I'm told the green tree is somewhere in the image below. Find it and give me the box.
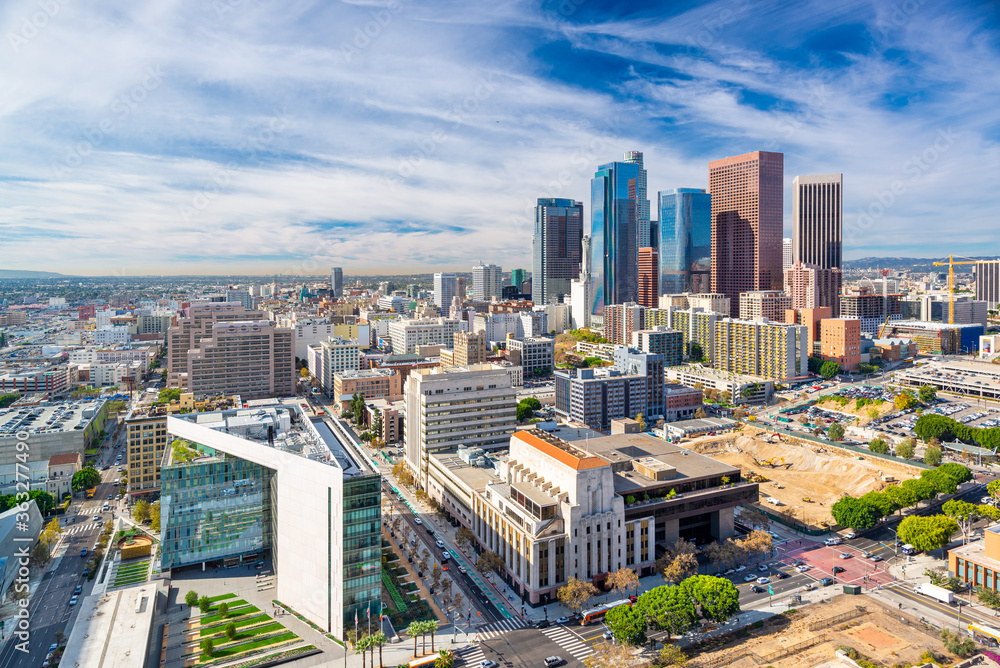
[923,445,943,466]
[830,496,881,530]
[516,403,534,422]
[938,462,973,484]
[901,476,938,502]
[883,485,919,514]
[977,586,1000,610]
[72,467,102,492]
[681,575,741,623]
[202,637,215,658]
[150,501,161,532]
[827,422,845,441]
[225,622,237,641]
[942,500,984,544]
[185,590,199,608]
[868,438,889,454]
[27,490,55,514]
[918,384,937,403]
[134,499,151,523]
[920,469,957,495]
[897,515,959,552]
[859,491,896,517]
[895,438,916,460]
[636,585,697,639]
[198,595,211,613]
[218,601,229,617]
[605,603,647,646]
[658,645,688,666]
[405,621,423,658]
[989,479,1000,502]
[818,360,840,379]
[370,631,387,668]
[434,649,454,668]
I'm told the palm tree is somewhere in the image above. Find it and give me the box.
[370,631,387,668]
[426,619,438,653]
[406,621,423,657]
[356,634,371,668]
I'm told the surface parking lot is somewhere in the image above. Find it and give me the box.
[875,397,999,436]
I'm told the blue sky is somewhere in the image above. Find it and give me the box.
[0,0,997,276]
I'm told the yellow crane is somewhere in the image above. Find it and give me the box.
[878,314,892,338]
[932,255,979,324]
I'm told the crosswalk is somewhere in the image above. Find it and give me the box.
[62,522,102,535]
[540,625,594,661]
[474,617,529,639]
[454,644,486,667]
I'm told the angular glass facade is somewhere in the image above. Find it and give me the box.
[161,450,272,568]
[532,198,583,306]
[658,188,712,295]
[591,161,640,316]
[341,475,382,628]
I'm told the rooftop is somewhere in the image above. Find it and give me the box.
[0,398,105,437]
[513,430,608,471]
[60,584,158,668]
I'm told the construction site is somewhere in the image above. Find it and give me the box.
[685,427,918,527]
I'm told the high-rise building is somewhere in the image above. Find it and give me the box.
[784,261,842,314]
[166,302,268,387]
[434,273,458,310]
[571,236,593,329]
[453,330,487,367]
[612,347,664,418]
[976,260,1000,309]
[820,318,861,371]
[783,238,793,271]
[840,288,903,333]
[507,337,555,375]
[183,321,295,399]
[387,317,467,355]
[784,307,832,353]
[553,367,647,431]
[330,267,343,298]
[511,268,527,292]
[658,188,712,294]
[714,318,808,381]
[590,155,644,316]
[739,291,792,321]
[472,263,503,302]
[637,247,659,308]
[709,151,784,306]
[404,365,517,487]
[623,150,651,249]
[605,302,646,345]
[533,199,584,305]
[792,174,843,269]
[126,411,168,497]
[632,328,684,367]
[307,336,363,393]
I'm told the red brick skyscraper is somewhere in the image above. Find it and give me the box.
[637,247,658,308]
[709,151,784,307]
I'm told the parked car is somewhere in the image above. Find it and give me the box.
[435,540,445,549]
[820,578,835,586]
[839,553,852,560]
[73,585,82,595]
[756,577,771,584]
[743,574,757,582]
[555,617,571,624]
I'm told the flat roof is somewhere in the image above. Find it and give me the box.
[431,451,498,491]
[60,583,157,668]
[0,399,104,437]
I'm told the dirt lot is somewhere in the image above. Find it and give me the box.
[684,430,913,526]
[814,396,898,426]
[690,595,966,668]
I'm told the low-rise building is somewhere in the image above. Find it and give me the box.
[507,337,555,375]
[333,369,403,416]
[664,365,774,405]
[47,452,82,498]
[820,317,861,371]
[663,383,704,422]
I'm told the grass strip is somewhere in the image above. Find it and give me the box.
[200,606,260,625]
[200,614,272,637]
[207,593,237,603]
[202,631,298,660]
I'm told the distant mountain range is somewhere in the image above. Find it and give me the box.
[843,256,1000,273]
[0,270,70,278]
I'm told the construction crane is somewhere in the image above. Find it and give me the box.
[878,314,892,338]
[932,255,979,324]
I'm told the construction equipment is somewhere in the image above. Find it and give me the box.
[878,314,892,339]
[802,497,813,503]
[769,457,785,468]
[932,254,979,324]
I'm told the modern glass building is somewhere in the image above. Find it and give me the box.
[590,157,642,317]
[658,188,712,295]
[532,198,583,306]
[163,403,381,638]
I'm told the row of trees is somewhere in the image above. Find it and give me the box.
[915,413,1000,449]
[652,531,772,578]
[0,489,56,514]
[831,463,973,531]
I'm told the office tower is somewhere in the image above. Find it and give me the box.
[185,321,295,399]
[623,151,651,248]
[330,267,343,298]
[434,272,458,310]
[714,318,807,381]
[554,367,647,431]
[307,336,363,392]
[511,268,527,292]
[709,151,784,306]
[637,247,659,308]
[163,404,380,637]
[453,330,487,366]
[387,317,466,355]
[533,198,584,305]
[976,260,1000,309]
[658,188,712,294]
[507,337,555,375]
[126,411,168,496]
[784,261,842,314]
[605,302,646,345]
[571,236,593,329]
[739,291,792,320]
[590,156,642,316]
[472,263,503,302]
[404,365,516,486]
[457,276,467,301]
[166,302,268,386]
[613,347,664,418]
[792,174,843,269]
[783,238,793,271]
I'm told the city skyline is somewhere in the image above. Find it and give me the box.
[2,0,998,276]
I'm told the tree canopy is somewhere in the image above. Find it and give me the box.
[918,385,937,402]
[72,467,102,492]
[605,603,647,646]
[915,414,1000,449]
[636,584,698,639]
[897,515,959,552]
[831,495,882,530]
[680,575,741,623]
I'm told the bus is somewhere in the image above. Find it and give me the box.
[85,487,97,499]
[409,650,452,668]
[969,623,1000,647]
[579,599,632,626]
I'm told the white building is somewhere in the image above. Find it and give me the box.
[378,295,407,313]
[90,360,143,387]
[306,336,362,392]
[279,318,341,360]
[92,326,131,346]
[507,338,555,375]
[433,273,458,310]
[472,263,503,302]
[534,303,570,333]
[388,318,468,355]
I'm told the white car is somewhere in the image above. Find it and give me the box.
[756,577,771,584]
[743,574,757,582]
[839,553,852,559]
[824,538,841,546]
[845,532,856,539]
[757,564,768,572]
[414,518,422,525]
[796,564,810,572]
[735,565,746,572]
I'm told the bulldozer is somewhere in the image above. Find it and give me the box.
[802,497,813,503]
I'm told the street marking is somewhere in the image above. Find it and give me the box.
[475,617,529,639]
[455,644,486,666]
[540,625,594,660]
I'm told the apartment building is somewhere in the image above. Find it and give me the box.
[167,302,267,386]
[820,318,862,371]
[612,347,664,418]
[404,365,517,488]
[184,321,295,399]
[307,336,362,393]
[388,318,467,355]
[739,291,792,320]
[332,369,403,415]
[784,262,842,315]
[605,302,646,346]
[658,293,730,316]
[507,337,555,375]
[784,307,833,352]
[631,328,683,367]
[664,308,722,363]
[664,366,774,405]
[714,318,808,381]
[663,384,704,421]
[126,410,169,496]
[553,367,647,432]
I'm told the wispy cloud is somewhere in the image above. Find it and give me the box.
[0,0,997,275]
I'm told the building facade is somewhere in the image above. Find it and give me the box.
[388,318,467,355]
[637,247,659,308]
[792,174,843,270]
[820,318,862,371]
[331,267,344,298]
[183,321,295,399]
[590,156,643,317]
[507,337,555,375]
[533,198,584,306]
[714,318,808,381]
[784,262,842,315]
[739,291,792,321]
[472,263,503,302]
[433,273,458,310]
[975,260,1000,309]
[658,188,711,295]
[554,368,647,431]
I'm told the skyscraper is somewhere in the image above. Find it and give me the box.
[571,235,593,329]
[511,268,527,292]
[330,267,343,298]
[472,263,503,302]
[783,238,793,271]
[975,260,1000,309]
[792,174,843,269]
[532,198,584,305]
[433,273,457,310]
[638,247,658,308]
[709,151,784,306]
[590,156,642,316]
[658,188,711,294]
[623,150,651,249]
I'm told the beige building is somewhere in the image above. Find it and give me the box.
[166,302,267,386]
[332,369,403,415]
[47,452,82,498]
[453,330,487,367]
[738,290,792,320]
[184,321,295,399]
[126,411,169,496]
[784,261,842,315]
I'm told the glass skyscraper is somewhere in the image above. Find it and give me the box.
[590,158,641,317]
[533,198,583,306]
[658,188,712,295]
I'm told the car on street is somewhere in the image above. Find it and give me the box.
[414,518,422,525]
[870,555,883,562]
[833,566,845,573]
[80,548,87,557]
[845,532,857,539]
[441,551,451,561]
[756,577,771,584]
[750,585,766,593]
[777,572,791,579]
[861,551,873,558]
[824,538,841,546]
[555,617,571,624]
[743,574,757,582]
[435,540,445,549]
[768,531,779,538]
[544,657,565,667]
[536,620,550,629]
[820,578,835,586]
[735,565,746,572]
[73,585,82,595]
[92,515,100,521]
[48,644,57,653]
[839,553,852,559]
[757,564,768,572]
[481,661,499,668]
[107,494,113,500]
[69,595,78,605]
[602,630,613,639]
[458,566,467,574]
[796,565,810,572]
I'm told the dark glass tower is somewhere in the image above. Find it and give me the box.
[533,198,584,305]
[658,188,712,294]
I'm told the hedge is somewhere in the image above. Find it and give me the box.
[915,414,1000,449]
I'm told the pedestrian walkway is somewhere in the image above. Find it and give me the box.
[63,521,103,535]
[475,617,529,639]
[539,625,594,661]
[454,644,486,666]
